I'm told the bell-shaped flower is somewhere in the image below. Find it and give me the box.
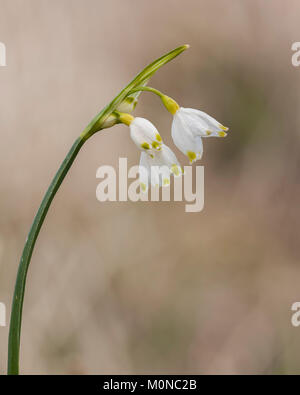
[171,107,228,163]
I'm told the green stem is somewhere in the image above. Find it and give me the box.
[7,44,188,375]
[129,86,180,115]
[129,86,165,98]
[7,136,85,374]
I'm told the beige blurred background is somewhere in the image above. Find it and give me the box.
[1,0,300,374]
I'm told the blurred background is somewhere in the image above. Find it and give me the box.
[0,0,300,374]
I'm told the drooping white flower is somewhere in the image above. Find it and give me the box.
[139,143,183,192]
[129,117,163,153]
[171,107,228,163]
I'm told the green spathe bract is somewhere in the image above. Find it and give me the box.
[7,44,189,375]
[81,44,189,140]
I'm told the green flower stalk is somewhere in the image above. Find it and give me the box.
[7,44,189,375]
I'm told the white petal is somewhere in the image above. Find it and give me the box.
[147,163,170,187]
[190,109,228,132]
[139,152,150,192]
[172,115,203,163]
[155,144,183,177]
[139,144,182,188]
[176,108,208,136]
[150,165,161,187]
[139,152,160,188]
[194,136,203,158]
[159,165,171,187]
[179,107,228,137]
[130,117,162,153]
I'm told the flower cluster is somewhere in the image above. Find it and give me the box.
[115,90,228,191]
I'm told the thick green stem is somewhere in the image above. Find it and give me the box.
[7,136,86,374]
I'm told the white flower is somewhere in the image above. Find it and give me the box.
[124,115,182,192]
[171,107,228,163]
[129,117,163,153]
[139,144,183,192]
